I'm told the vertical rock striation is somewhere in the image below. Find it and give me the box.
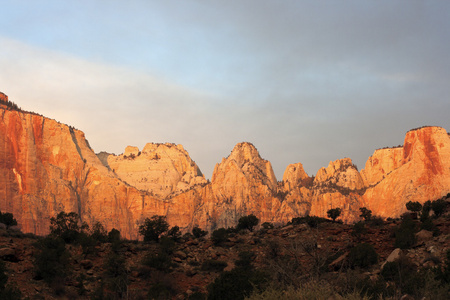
[1,94,450,236]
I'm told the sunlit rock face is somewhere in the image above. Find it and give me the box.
[362,126,450,218]
[2,94,450,237]
[210,142,282,228]
[103,143,207,199]
[0,102,204,238]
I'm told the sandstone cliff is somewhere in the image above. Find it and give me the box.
[361,126,450,218]
[101,143,207,199]
[0,99,205,238]
[1,93,450,236]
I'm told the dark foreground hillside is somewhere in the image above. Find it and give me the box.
[0,198,449,300]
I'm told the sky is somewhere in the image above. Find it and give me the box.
[1,1,449,180]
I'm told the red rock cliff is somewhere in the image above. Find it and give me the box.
[2,96,450,235]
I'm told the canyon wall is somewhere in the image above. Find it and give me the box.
[1,95,450,237]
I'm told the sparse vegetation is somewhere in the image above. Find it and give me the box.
[359,207,372,221]
[192,226,208,238]
[327,208,341,222]
[0,211,18,228]
[237,214,259,232]
[348,243,378,269]
[394,213,417,249]
[139,215,170,242]
[211,228,229,246]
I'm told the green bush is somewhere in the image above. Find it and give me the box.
[380,255,429,297]
[351,221,367,241]
[167,225,181,241]
[348,243,378,269]
[90,221,107,243]
[236,214,259,232]
[431,199,447,217]
[159,236,176,255]
[327,208,341,222]
[192,226,208,238]
[138,215,169,242]
[359,207,372,221]
[0,211,17,227]
[107,228,121,244]
[394,214,417,249]
[207,267,267,300]
[50,211,84,244]
[147,279,176,300]
[104,249,128,298]
[33,236,70,289]
[406,201,422,215]
[143,252,174,272]
[207,251,267,300]
[211,228,229,246]
[291,216,329,228]
[201,260,228,272]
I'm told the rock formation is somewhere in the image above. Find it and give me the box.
[103,143,207,199]
[1,93,450,237]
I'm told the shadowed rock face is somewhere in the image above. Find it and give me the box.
[1,97,450,237]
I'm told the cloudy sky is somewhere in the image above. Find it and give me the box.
[1,1,449,179]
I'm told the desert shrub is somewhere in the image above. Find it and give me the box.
[348,243,378,269]
[0,211,17,227]
[291,216,329,228]
[422,200,432,216]
[368,215,384,226]
[359,207,372,221]
[211,228,229,246]
[201,260,228,272]
[351,221,367,241]
[167,225,182,242]
[50,211,85,244]
[139,215,169,242]
[380,255,430,297]
[207,266,267,300]
[235,251,256,270]
[104,248,128,298]
[406,201,422,215]
[431,199,447,217]
[147,274,177,300]
[236,214,259,232]
[33,236,70,293]
[192,226,208,238]
[107,228,121,244]
[143,251,174,273]
[207,250,267,300]
[78,231,97,256]
[327,208,341,222]
[394,214,417,249]
[420,218,440,236]
[90,221,107,243]
[159,236,176,255]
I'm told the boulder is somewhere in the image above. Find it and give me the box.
[381,248,402,269]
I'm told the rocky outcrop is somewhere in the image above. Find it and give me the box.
[0,92,8,102]
[361,126,450,218]
[210,142,282,228]
[1,93,450,236]
[103,143,207,199]
[0,101,204,238]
